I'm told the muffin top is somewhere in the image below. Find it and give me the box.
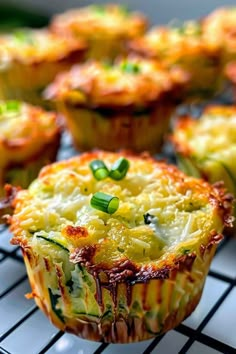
[45,57,189,108]
[0,100,60,167]
[11,151,232,282]
[50,4,147,39]
[0,28,87,65]
[171,105,236,159]
[128,21,219,63]
[202,7,236,51]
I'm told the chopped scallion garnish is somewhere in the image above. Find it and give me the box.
[90,192,119,214]
[0,100,21,116]
[120,61,140,74]
[109,157,130,180]
[89,160,109,180]
[13,30,35,45]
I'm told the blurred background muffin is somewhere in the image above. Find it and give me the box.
[171,105,236,231]
[202,7,236,66]
[0,100,61,196]
[0,28,87,107]
[45,56,189,153]
[128,20,223,101]
[50,3,148,60]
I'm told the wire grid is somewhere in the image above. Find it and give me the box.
[0,109,236,354]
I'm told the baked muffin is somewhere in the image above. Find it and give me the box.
[128,21,222,100]
[45,56,189,153]
[0,28,87,107]
[171,105,236,229]
[50,4,147,60]
[202,7,236,65]
[10,151,233,343]
[0,100,60,196]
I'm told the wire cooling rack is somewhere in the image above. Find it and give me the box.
[0,113,236,354]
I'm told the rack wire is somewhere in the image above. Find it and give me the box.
[0,117,236,354]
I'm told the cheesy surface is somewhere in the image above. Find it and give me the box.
[11,151,229,270]
[0,101,60,168]
[50,4,147,39]
[129,21,219,63]
[45,57,188,107]
[172,106,236,159]
[202,7,236,51]
[0,29,86,65]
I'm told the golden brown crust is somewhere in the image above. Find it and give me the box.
[0,29,87,65]
[128,25,221,62]
[50,4,148,40]
[45,57,189,108]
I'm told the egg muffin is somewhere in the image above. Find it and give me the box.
[45,57,189,153]
[128,21,222,100]
[50,4,147,60]
[0,28,87,107]
[171,105,236,230]
[202,7,236,65]
[0,100,60,197]
[10,151,233,343]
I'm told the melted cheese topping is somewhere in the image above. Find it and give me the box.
[0,101,59,168]
[202,7,236,50]
[173,106,236,159]
[50,4,147,39]
[129,21,219,63]
[45,57,188,107]
[11,151,225,267]
[0,29,86,64]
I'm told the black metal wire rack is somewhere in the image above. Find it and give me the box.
[0,123,236,354]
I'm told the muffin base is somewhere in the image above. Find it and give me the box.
[58,103,175,153]
[21,240,216,343]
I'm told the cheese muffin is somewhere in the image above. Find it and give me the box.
[171,105,236,229]
[10,151,233,343]
[128,21,222,100]
[45,56,189,153]
[0,100,60,197]
[202,7,236,65]
[50,4,147,60]
[0,28,87,107]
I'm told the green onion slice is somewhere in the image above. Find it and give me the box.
[109,157,130,180]
[89,159,109,180]
[0,100,21,116]
[120,61,140,74]
[90,192,119,214]
[13,29,35,45]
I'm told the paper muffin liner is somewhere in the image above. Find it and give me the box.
[21,236,217,343]
[57,102,175,153]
